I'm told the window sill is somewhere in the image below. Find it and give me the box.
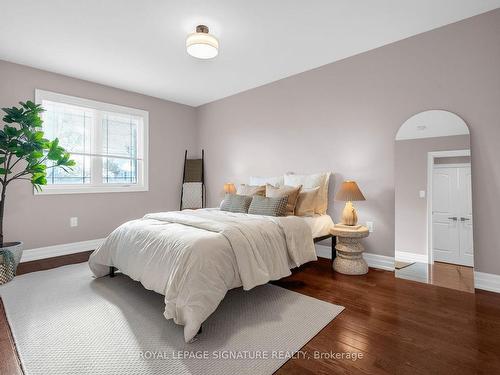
[34,185,149,195]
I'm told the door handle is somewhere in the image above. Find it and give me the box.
[460,217,471,221]
[448,217,458,221]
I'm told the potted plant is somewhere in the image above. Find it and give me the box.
[0,101,74,284]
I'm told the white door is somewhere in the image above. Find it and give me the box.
[432,165,473,266]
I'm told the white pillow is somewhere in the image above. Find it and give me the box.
[249,175,284,187]
[284,172,330,214]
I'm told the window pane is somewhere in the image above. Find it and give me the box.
[102,157,138,184]
[46,155,91,184]
[35,90,147,192]
[101,113,138,158]
[42,101,92,154]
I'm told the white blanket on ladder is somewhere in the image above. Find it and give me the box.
[182,182,203,209]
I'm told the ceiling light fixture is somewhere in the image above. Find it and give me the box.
[186,25,219,59]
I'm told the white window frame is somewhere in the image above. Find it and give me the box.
[34,89,149,195]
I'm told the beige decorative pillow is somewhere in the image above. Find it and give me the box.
[295,187,320,216]
[284,172,330,214]
[236,184,266,197]
[265,184,302,215]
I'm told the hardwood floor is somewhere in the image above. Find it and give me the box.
[0,299,21,375]
[16,251,93,276]
[2,254,500,374]
[274,260,500,374]
[431,262,474,292]
[396,261,475,293]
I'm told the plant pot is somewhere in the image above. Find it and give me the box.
[0,241,23,285]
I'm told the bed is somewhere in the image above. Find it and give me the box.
[89,208,335,342]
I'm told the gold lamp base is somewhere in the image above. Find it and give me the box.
[341,201,358,226]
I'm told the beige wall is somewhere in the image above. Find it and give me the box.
[2,9,500,276]
[395,135,470,256]
[0,60,197,249]
[197,9,500,275]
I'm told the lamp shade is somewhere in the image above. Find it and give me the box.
[186,25,219,59]
[223,183,236,194]
[335,180,366,202]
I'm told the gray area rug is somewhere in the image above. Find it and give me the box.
[0,263,343,375]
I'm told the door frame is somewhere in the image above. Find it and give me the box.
[426,149,471,264]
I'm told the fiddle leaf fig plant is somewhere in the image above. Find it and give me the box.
[0,101,75,246]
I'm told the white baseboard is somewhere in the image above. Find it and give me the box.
[315,244,395,271]
[363,253,395,271]
[474,271,500,293]
[395,251,428,264]
[21,238,104,263]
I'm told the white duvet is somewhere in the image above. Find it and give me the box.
[88,208,317,342]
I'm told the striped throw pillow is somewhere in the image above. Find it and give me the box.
[220,194,253,213]
[248,195,288,216]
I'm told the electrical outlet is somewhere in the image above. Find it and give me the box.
[70,217,78,227]
[419,190,426,198]
[366,221,374,232]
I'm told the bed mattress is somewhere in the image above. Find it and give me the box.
[302,214,335,238]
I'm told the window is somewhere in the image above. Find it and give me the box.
[35,89,148,194]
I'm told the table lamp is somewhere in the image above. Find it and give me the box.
[334,180,366,226]
[223,183,236,194]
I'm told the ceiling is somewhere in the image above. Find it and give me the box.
[396,110,470,140]
[1,1,499,107]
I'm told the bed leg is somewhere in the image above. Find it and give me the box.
[109,266,115,278]
[331,236,337,261]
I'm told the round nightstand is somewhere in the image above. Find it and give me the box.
[331,224,369,275]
